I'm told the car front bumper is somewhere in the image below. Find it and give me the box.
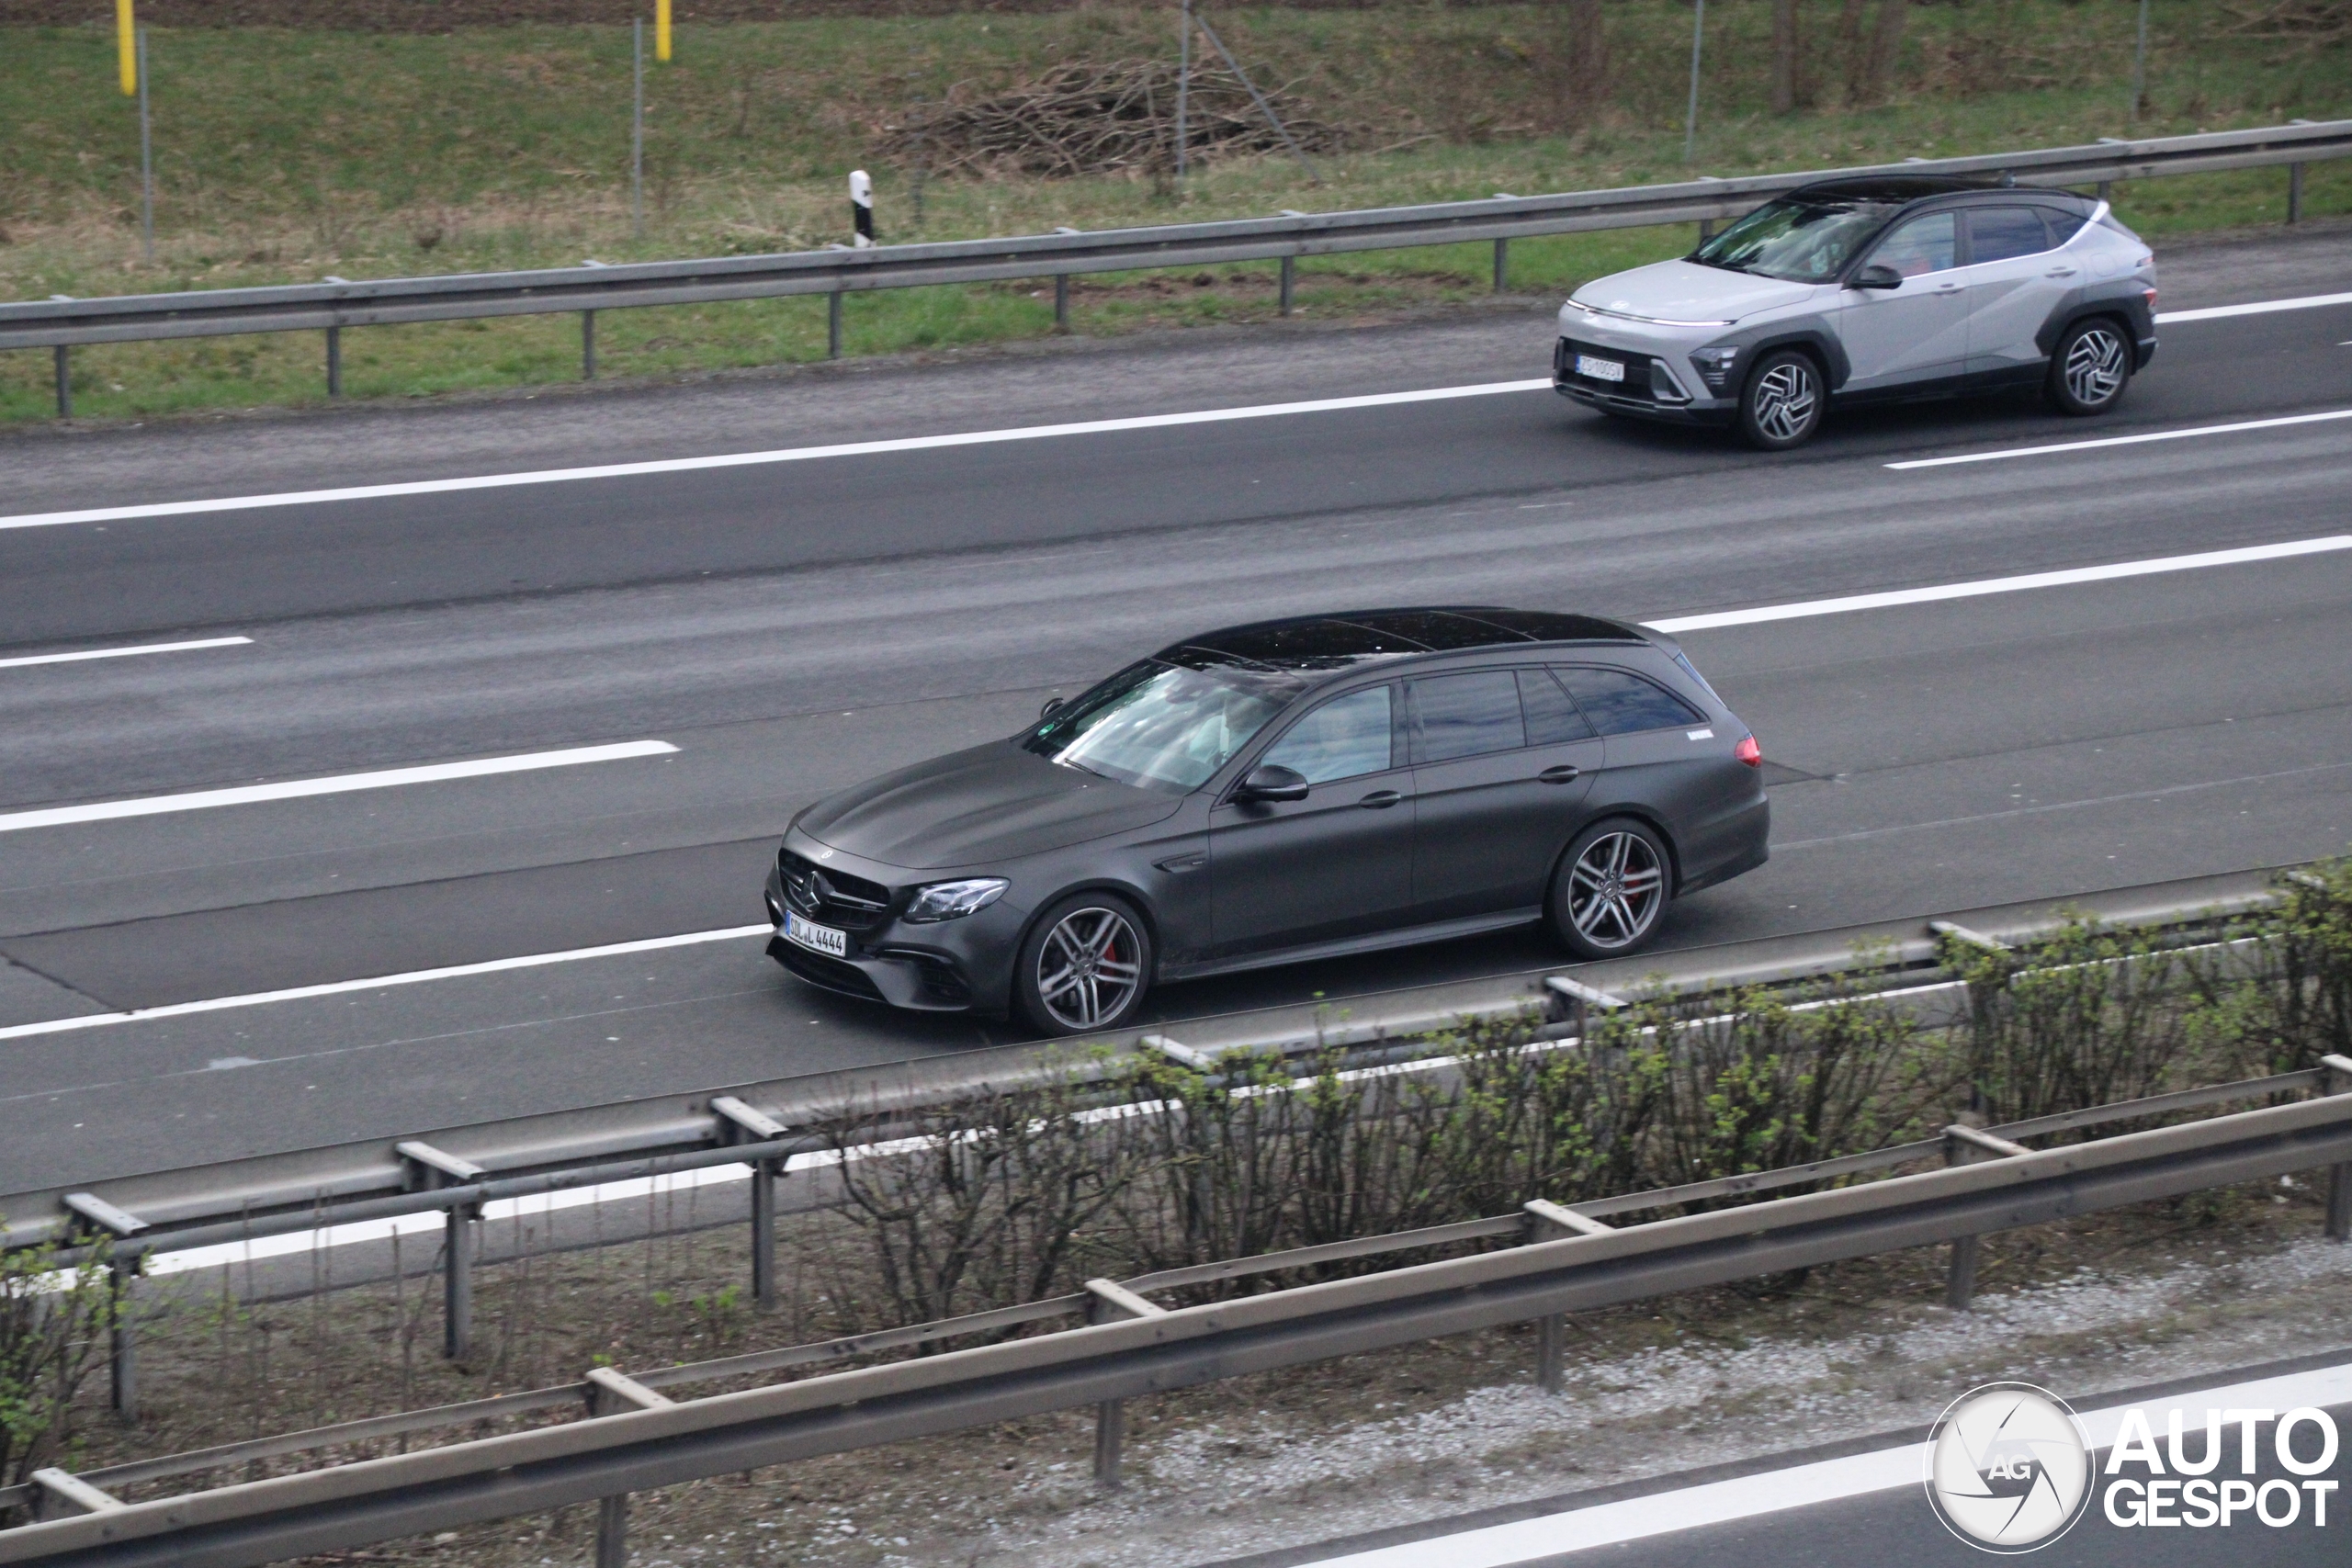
[763,840,1027,1017]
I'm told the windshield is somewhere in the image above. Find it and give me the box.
[1021,660,1303,795]
[1691,197,1900,283]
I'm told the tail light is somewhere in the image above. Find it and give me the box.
[1735,735,1762,768]
[2143,287,2158,309]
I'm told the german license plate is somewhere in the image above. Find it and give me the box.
[1575,354,1625,383]
[785,911,848,958]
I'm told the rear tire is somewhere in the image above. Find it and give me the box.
[1013,892,1154,1037]
[1546,818,1673,961]
[1736,348,1826,450]
[2045,316,2132,415]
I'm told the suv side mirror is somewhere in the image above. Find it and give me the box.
[1853,263,1905,291]
[1040,696,1065,719]
[1233,763,1310,803]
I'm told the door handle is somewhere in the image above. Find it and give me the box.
[1932,283,1962,295]
[2045,265,2077,277]
[1357,789,1403,809]
[1537,765,1582,784]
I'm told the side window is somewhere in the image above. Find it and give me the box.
[1968,207,2052,265]
[1555,667,1703,736]
[1870,211,1958,277]
[1260,685,1394,784]
[1519,668,1597,746]
[2043,209,2088,246]
[1411,671,1527,762]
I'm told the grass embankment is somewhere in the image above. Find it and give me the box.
[2,1,2346,423]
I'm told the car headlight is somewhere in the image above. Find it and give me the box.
[902,878,1010,923]
[1690,344,1741,392]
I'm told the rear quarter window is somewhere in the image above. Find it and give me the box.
[1556,667,1705,736]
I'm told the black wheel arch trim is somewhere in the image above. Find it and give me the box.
[1700,323,1850,392]
[2035,286,2154,362]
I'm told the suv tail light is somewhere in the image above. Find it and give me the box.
[1735,735,1761,768]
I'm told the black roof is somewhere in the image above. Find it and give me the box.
[1785,175,2092,209]
[1159,606,1644,673]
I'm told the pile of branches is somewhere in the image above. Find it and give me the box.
[878,58,1340,178]
[2222,1,2352,44]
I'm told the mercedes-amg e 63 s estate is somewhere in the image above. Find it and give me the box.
[765,608,1770,1035]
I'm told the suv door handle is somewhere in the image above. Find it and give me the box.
[1537,765,1582,784]
[2045,265,2077,277]
[1358,789,1403,809]
[1932,282,1962,294]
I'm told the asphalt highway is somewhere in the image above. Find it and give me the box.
[2,224,2349,1192]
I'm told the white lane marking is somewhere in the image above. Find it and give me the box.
[0,924,771,1043]
[1298,1361,2352,1566]
[1884,407,2352,469]
[0,380,1556,533]
[2158,288,2352,323]
[1644,534,2352,634]
[0,636,253,671]
[0,739,678,834]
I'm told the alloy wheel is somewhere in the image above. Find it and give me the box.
[1748,360,1819,445]
[1034,906,1144,1030]
[2063,327,2127,406]
[1566,831,1666,950]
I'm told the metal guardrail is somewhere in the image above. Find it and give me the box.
[7,119,2346,413]
[0,864,2290,1260]
[6,1065,2350,1564]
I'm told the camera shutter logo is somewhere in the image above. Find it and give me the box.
[1925,1382,2095,1552]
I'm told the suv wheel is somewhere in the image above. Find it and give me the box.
[1736,349,1825,450]
[1547,819,1672,961]
[1014,892,1154,1036]
[2046,317,2132,415]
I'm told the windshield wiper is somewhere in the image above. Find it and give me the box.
[1056,757,1111,780]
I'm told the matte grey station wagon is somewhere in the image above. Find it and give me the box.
[765,608,1769,1036]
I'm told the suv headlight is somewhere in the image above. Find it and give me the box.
[1690,344,1741,392]
[903,878,1010,923]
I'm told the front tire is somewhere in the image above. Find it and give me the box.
[1013,892,1154,1037]
[2045,317,2131,415]
[1736,348,1826,450]
[1547,819,1672,961]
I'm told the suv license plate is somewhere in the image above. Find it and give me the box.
[1575,354,1626,383]
[785,911,849,959]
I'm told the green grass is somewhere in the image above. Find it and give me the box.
[3,1,2346,423]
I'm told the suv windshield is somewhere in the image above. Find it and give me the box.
[1691,197,1902,283]
[1021,660,1303,795]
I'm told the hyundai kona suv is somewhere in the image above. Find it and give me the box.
[765,608,1769,1036]
[1555,176,2158,449]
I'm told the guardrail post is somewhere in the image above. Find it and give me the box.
[63,1193,151,1421]
[2324,1055,2352,1241]
[584,1367,673,1566]
[444,1202,477,1359]
[326,326,342,398]
[53,344,71,419]
[1054,273,1069,332]
[1940,1125,2031,1309]
[2289,162,2304,224]
[596,1494,630,1567]
[1492,237,1508,292]
[829,291,843,358]
[1083,1279,1167,1488]
[1522,1199,1610,1395]
[1279,255,1294,317]
[582,310,597,380]
[713,1097,789,1309]
[398,1141,488,1359]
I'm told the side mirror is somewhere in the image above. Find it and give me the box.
[1233,763,1310,804]
[1040,696,1065,719]
[1853,263,1905,291]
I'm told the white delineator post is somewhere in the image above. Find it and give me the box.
[850,169,875,247]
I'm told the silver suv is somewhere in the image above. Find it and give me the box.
[1554,177,2157,449]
